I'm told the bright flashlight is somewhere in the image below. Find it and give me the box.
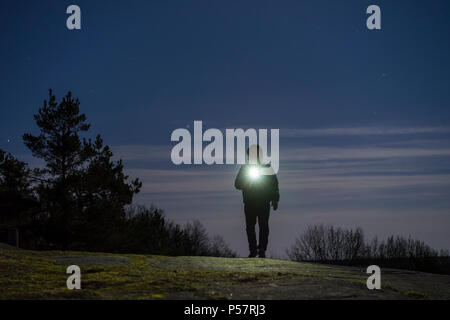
[248,166,261,180]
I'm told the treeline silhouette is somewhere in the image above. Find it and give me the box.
[0,90,235,257]
[121,206,236,257]
[287,224,450,275]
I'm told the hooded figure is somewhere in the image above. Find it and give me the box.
[234,145,279,258]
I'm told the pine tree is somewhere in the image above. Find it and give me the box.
[0,149,36,228]
[23,90,141,249]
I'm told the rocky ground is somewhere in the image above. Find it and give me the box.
[1,244,449,299]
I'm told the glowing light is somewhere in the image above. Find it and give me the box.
[248,167,260,180]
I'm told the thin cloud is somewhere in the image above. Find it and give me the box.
[282,126,450,137]
[281,146,450,162]
[112,145,170,161]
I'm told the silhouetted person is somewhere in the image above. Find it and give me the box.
[235,145,279,258]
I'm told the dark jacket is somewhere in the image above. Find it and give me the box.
[234,164,280,205]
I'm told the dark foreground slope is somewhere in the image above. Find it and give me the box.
[1,244,449,299]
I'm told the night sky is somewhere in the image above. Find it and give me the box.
[1,0,449,256]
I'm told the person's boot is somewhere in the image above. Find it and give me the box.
[258,250,266,258]
[248,251,257,258]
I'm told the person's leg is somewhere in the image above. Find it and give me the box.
[244,204,258,257]
[257,203,270,257]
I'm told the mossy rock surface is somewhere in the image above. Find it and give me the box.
[51,255,130,267]
[1,244,449,300]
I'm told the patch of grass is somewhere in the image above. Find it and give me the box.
[405,290,429,299]
[0,248,97,299]
[0,248,296,299]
